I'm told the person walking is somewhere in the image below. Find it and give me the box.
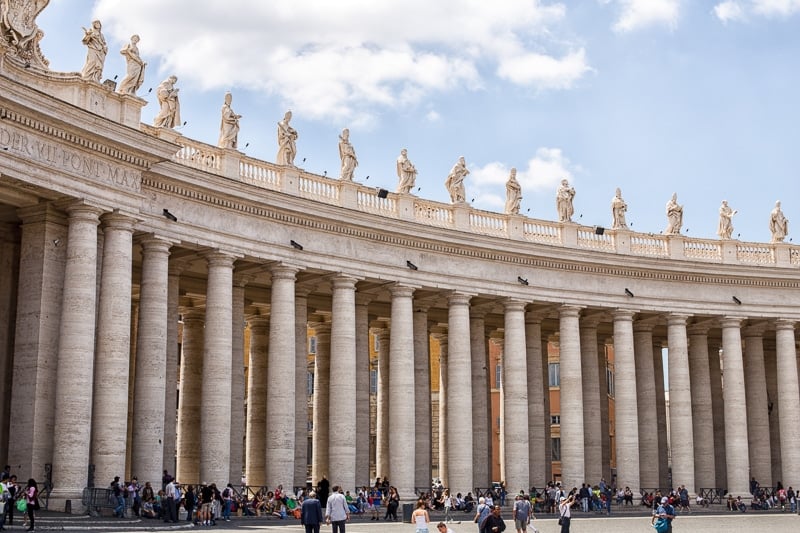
[482,505,506,533]
[325,485,350,533]
[412,499,431,533]
[301,490,324,533]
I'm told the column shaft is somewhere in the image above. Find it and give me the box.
[708,339,727,490]
[389,285,416,499]
[525,313,546,486]
[652,340,669,488]
[355,295,372,487]
[721,318,750,497]
[580,318,603,484]
[688,327,716,489]
[245,316,269,487]
[176,309,204,484]
[163,260,183,476]
[311,323,331,483]
[293,291,310,487]
[446,293,473,494]
[470,312,489,488]
[558,306,584,488]
[414,306,432,490]
[775,321,800,489]
[633,323,659,489]
[374,327,390,479]
[613,310,640,494]
[667,315,695,494]
[501,300,528,492]
[229,277,248,485]
[743,326,771,486]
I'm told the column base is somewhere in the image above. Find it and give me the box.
[47,488,87,514]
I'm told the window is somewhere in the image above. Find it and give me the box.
[548,362,560,387]
[373,334,380,352]
[370,369,378,394]
[307,371,314,396]
[495,364,502,389]
[607,365,615,397]
[550,415,560,425]
[308,336,317,354]
[551,438,561,461]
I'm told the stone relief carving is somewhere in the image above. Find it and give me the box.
[80,19,107,82]
[505,167,522,215]
[664,193,683,235]
[717,200,737,239]
[276,110,298,166]
[153,75,181,129]
[556,178,575,223]
[0,0,50,68]
[769,200,788,243]
[445,156,468,204]
[338,128,357,181]
[396,148,417,194]
[611,187,627,229]
[117,34,145,95]
[217,92,241,149]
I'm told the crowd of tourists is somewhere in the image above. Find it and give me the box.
[0,465,41,531]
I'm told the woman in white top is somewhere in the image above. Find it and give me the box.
[412,499,431,533]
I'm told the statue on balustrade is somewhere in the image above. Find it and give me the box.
[117,34,146,95]
[80,19,107,82]
[556,178,575,223]
[717,200,737,239]
[217,92,242,149]
[338,128,358,181]
[664,193,683,235]
[445,156,469,204]
[611,187,628,229]
[769,200,789,243]
[0,0,50,68]
[396,148,417,194]
[153,75,181,128]
[276,110,298,166]
[505,168,522,215]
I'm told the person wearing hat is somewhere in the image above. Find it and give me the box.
[558,493,575,533]
[653,496,675,533]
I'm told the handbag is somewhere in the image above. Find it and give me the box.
[653,517,669,533]
[16,498,27,512]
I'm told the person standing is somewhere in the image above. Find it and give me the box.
[325,485,350,533]
[317,476,330,509]
[164,478,179,523]
[558,494,575,533]
[111,476,125,518]
[23,478,38,532]
[412,499,431,533]
[482,505,506,533]
[301,491,324,533]
[512,493,532,533]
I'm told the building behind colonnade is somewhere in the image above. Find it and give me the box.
[1,7,800,512]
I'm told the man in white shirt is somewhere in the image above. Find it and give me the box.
[325,485,350,533]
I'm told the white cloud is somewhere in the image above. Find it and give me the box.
[751,0,800,16]
[608,0,682,32]
[468,148,579,210]
[93,0,589,123]
[714,1,746,22]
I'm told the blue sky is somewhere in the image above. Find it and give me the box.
[34,0,800,243]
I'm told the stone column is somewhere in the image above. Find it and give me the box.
[311,321,331,483]
[708,338,727,490]
[501,299,528,492]
[329,275,358,490]
[50,204,102,504]
[633,321,659,489]
[294,290,310,487]
[580,316,603,484]
[230,274,250,485]
[8,205,66,480]
[687,324,716,490]
[720,317,750,497]
[90,213,136,484]
[775,320,800,489]
[613,309,640,494]
[245,314,269,487]
[355,294,372,487]
[447,292,473,494]
[667,314,695,494]
[652,339,669,488]
[763,340,782,484]
[542,333,553,483]
[131,235,172,485]
[176,308,204,484]
[163,259,186,476]
[200,251,235,485]
[470,311,490,489]
[742,324,771,487]
[433,331,448,485]
[0,223,16,466]
[388,284,416,499]
[374,326,390,480]
[598,338,611,483]
[414,305,432,491]
[266,265,299,489]
[559,305,584,489]
[525,312,547,487]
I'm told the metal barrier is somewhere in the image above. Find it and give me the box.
[82,487,118,517]
[698,488,725,504]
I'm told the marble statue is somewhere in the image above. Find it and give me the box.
[153,75,181,128]
[0,0,50,68]
[611,187,628,229]
[80,19,107,82]
[276,111,298,166]
[556,178,576,223]
[117,35,145,95]
[217,92,242,149]
[664,193,683,235]
[769,200,789,243]
[717,200,737,239]
[338,128,358,181]
[505,167,522,215]
[445,156,469,204]
[396,148,417,194]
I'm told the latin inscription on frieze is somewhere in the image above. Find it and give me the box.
[0,126,141,193]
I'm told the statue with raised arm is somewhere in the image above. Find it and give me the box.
[80,19,107,82]
[0,0,50,68]
[445,156,469,204]
[611,187,628,229]
[717,200,737,239]
[276,110,298,166]
[556,178,576,222]
[505,167,522,215]
[217,92,242,149]
[664,193,683,235]
[396,148,417,194]
[769,200,789,243]
[117,34,146,95]
[338,128,358,181]
[153,75,181,128]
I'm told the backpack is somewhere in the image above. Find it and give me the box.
[476,503,490,524]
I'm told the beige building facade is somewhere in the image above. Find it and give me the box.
[1,37,800,512]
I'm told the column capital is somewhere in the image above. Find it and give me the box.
[559,304,583,319]
[687,323,711,336]
[525,309,547,324]
[16,202,68,225]
[580,315,602,329]
[65,202,103,223]
[742,323,768,337]
[202,249,238,268]
[389,283,415,298]
[246,315,270,330]
[331,273,359,290]
[270,263,300,280]
[666,314,690,327]
[180,307,205,323]
[448,292,473,307]
[137,234,174,254]
[356,293,374,306]
[720,316,744,329]
[169,257,193,276]
[233,272,255,287]
[612,309,636,322]
[632,321,655,333]
[100,211,137,232]
[503,298,527,312]
[775,319,796,331]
